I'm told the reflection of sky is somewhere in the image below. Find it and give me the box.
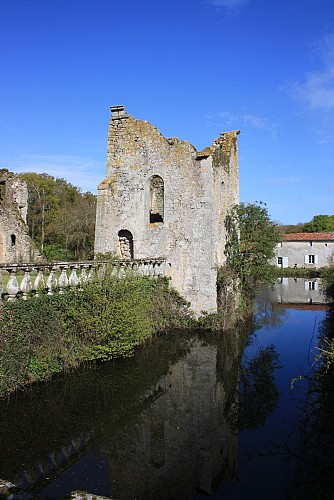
[38,450,110,499]
[205,307,325,500]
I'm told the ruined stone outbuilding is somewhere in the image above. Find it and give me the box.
[95,106,240,314]
[0,169,38,263]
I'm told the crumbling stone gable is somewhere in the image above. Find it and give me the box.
[95,106,239,314]
[0,169,38,263]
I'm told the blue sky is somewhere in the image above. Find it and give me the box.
[1,0,334,224]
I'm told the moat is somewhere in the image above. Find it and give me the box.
[1,278,333,499]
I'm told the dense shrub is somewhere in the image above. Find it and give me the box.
[0,269,193,397]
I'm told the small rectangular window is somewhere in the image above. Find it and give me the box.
[0,182,5,203]
[308,255,315,264]
[277,257,283,267]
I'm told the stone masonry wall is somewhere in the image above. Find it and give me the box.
[0,169,38,263]
[95,106,239,314]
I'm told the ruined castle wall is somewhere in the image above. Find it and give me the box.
[95,108,239,314]
[0,169,37,263]
[211,133,240,267]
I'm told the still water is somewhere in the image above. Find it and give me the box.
[1,278,333,499]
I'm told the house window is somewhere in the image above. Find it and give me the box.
[304,254,318,265]
[118,230,134,259]
[305,280,318,291]
[10,234,16,246]
[277,257,283,267]
[149,175,164,223]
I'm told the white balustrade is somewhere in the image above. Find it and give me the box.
[0,258,166,302]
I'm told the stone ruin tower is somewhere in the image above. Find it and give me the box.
[95,106,239,314]
[0,169,38,263]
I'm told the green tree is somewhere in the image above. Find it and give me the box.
[19,172,96,260]
[224,201,280,288]
[18,172,57,253]
[303,214,334,233]
[278,223,305,234]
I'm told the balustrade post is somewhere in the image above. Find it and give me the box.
[69,266,79,289]
[80,266,90,286]
[143,262,150,277]
[34,269,46,297]
[6,269,19,301]
[87,265,95,281]
[58,267,69,294]
[20,268,33,300]
[46,269,58,295]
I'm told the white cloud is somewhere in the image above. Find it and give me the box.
[2,154,105,194]
[206,110,277,139]
[242,113,277,140]
[217,110,239,125]
[242,114,267,128]
[292,34,334,111]
[264,176,302,185]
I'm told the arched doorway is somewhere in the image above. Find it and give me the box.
[118,230,134,259]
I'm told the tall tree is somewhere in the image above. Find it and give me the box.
[19,172,96,260]
[225,201,280,287]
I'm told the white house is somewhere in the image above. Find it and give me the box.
[273,232,334,269]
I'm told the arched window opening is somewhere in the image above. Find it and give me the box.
[10,234,16,247]
[118,230,134,259]
[149,176,164,223]
[0,182,5,204]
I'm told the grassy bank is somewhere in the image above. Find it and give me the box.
[272,267,321,279]
[0,269,193,397]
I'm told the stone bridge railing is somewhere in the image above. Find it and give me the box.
[0,258,166,302]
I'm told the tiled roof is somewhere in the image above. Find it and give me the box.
[282,232,334,241]
[273,303,329,311]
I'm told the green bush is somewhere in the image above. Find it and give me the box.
[0,269,192,397]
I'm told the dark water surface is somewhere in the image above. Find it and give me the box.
[1,278,334,499]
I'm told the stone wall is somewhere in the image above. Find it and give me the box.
[0,169,39,263]
[95,106,239,314]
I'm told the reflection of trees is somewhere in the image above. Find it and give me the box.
[255,288,287,330]
[239,345,282,430]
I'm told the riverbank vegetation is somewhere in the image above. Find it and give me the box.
[318,266,334,368]
[198,202,281,331]
[0,268,193,397]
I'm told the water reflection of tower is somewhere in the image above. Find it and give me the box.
[103,337,241,499]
